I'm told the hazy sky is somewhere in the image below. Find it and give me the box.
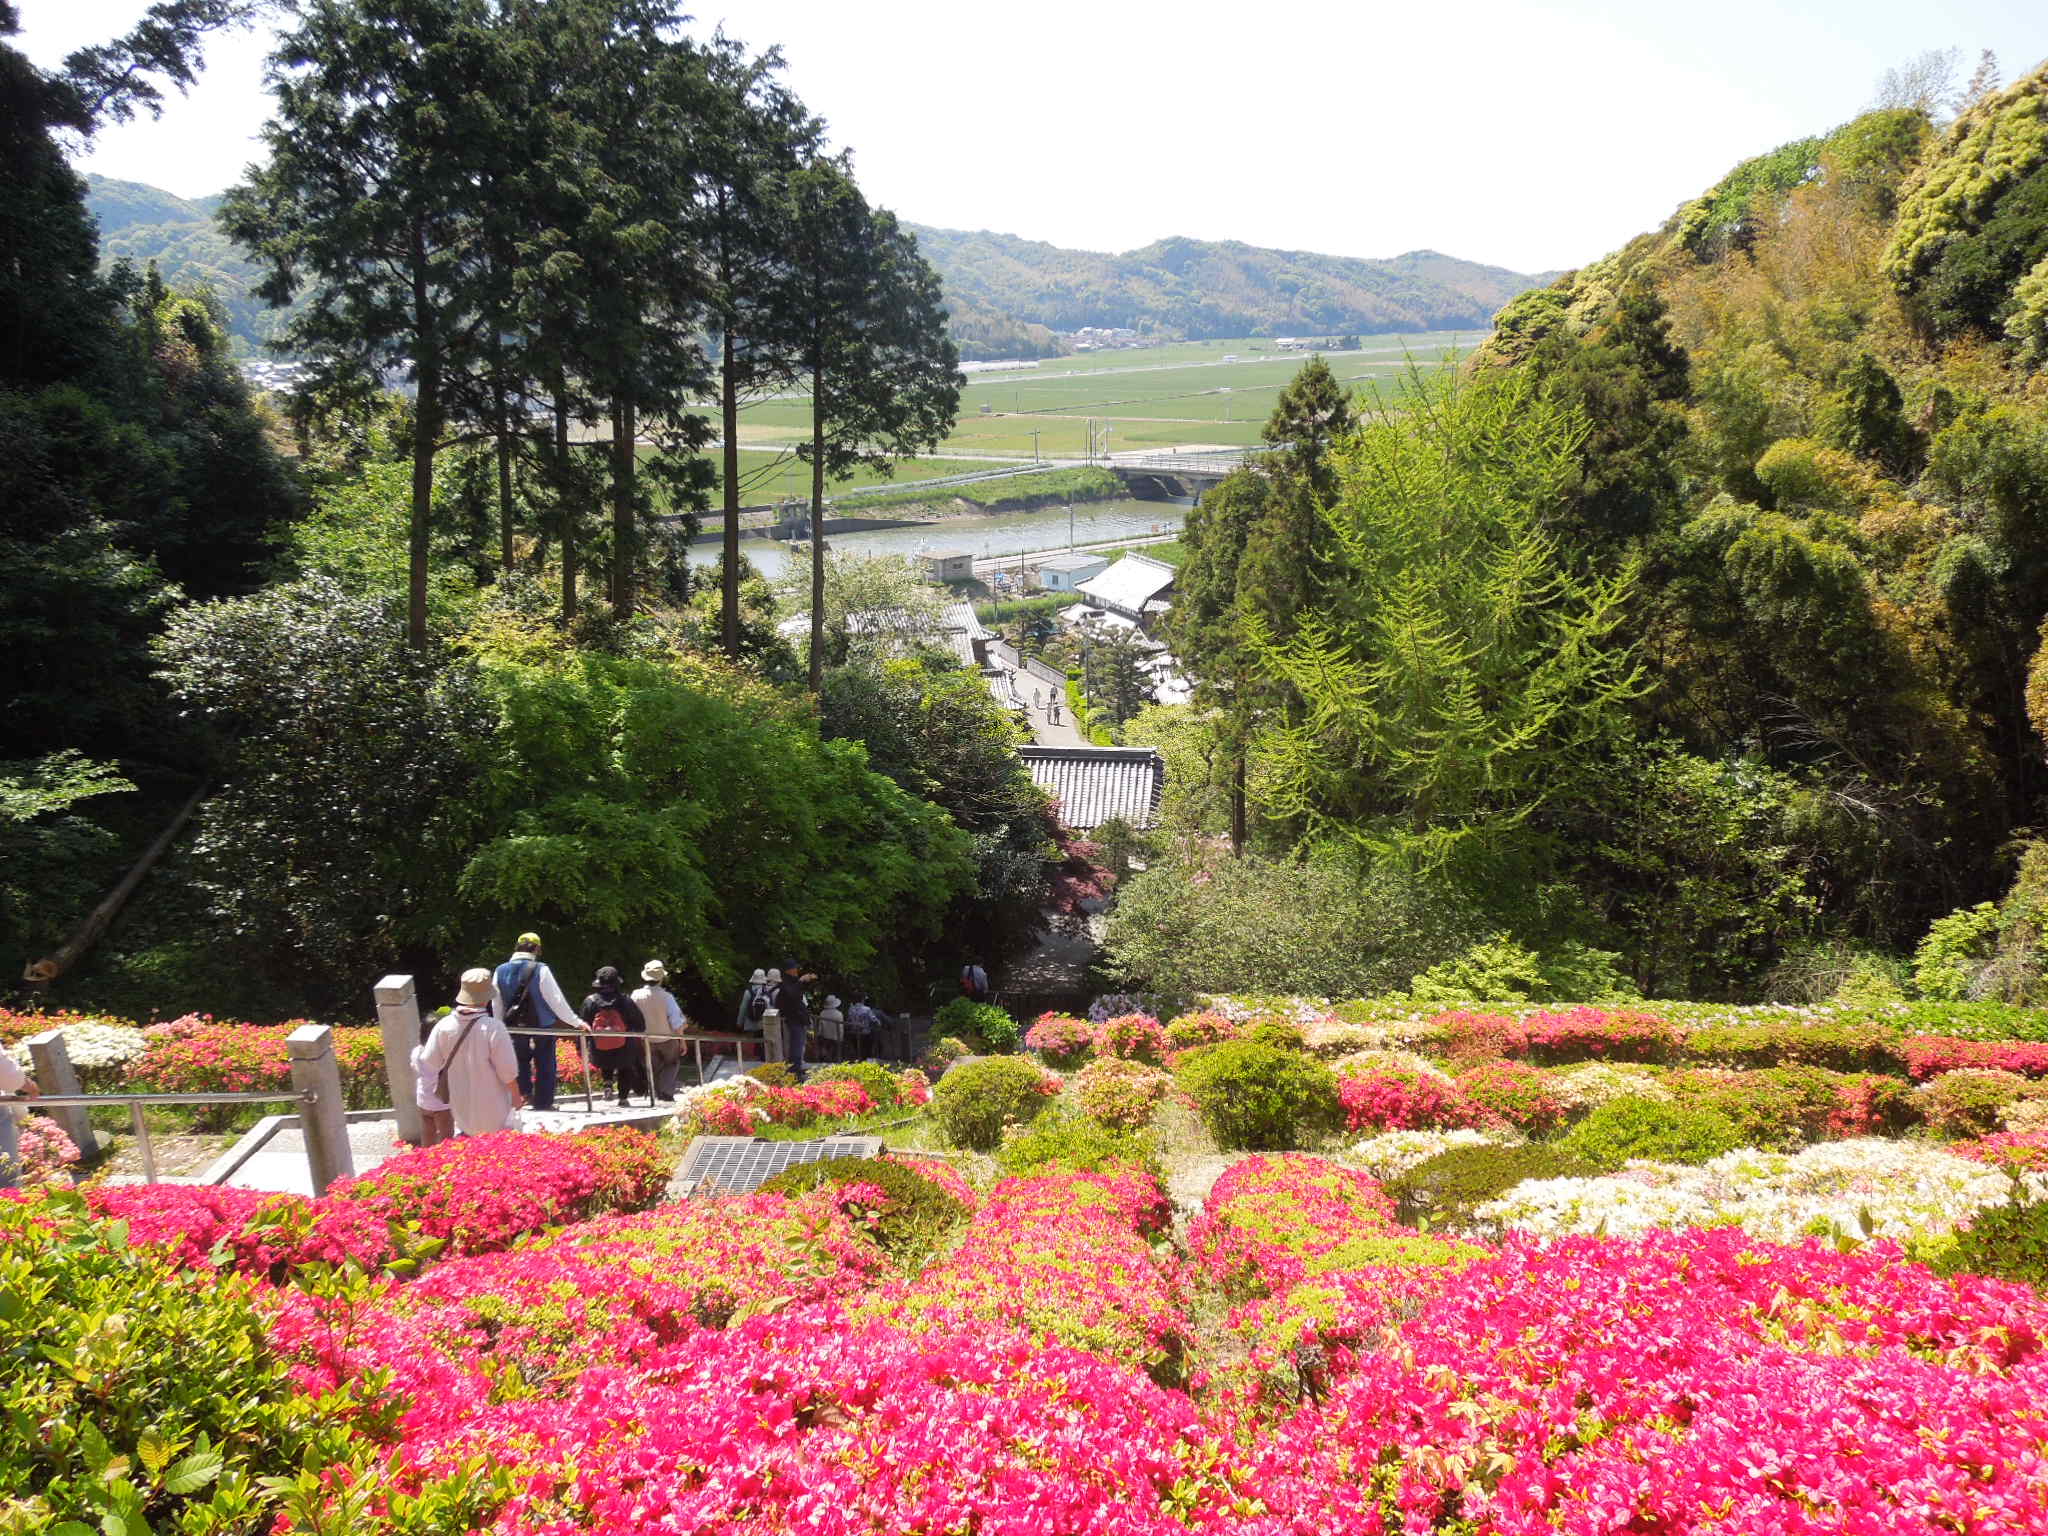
[18,0,2048,274]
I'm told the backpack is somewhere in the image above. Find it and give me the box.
[502,960,541,1030]
[589,998,629,1050]
[747,987,770,1022]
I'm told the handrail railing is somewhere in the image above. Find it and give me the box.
[5,1087,314,1185]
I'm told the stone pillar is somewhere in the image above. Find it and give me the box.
[374,973,425,1145]
[23,1029,99,1159]
[287,1024,354,1195]
[760,1007,785,1063]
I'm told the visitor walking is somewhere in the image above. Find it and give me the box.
[493,932,587,1112]
[774,960,815,1081]
[847,994,887,1060]
[736,968,773,1033]
[960,958,991,1004]
[419,969,523,1136]
[633,959,686,1102]
[580,966,649,1107]
[0,1051,39,1190]
[409,1010,455,1146]
[816,995,845,1063]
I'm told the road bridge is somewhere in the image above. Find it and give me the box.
[1108,448,1271,502]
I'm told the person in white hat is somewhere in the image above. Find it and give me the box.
[632,959,687,1102]
[418,968,523,1136]
[736,968,772,1033]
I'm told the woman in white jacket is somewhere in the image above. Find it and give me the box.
[418,969,523,1136]
[0,1051,39,1188]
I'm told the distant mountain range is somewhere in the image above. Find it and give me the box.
[82,174,1546,360]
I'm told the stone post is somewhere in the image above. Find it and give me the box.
[287,1024,354,1195]
[760,1007,785,1063]
[23,1029,99,1159]
[374,973,425,1145]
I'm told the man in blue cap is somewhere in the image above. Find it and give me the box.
[493,931,587,1112]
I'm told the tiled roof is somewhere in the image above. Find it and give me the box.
[943,601,992,642]
[1077,554,1176,615]
[1020,746,1165,830]
[1036,552,1109,573]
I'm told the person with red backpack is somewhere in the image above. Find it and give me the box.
[578,965,648,1107]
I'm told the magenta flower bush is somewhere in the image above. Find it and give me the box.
[1337,1068,1490,1133]
[1095,1011,1167,1063]
[1454,1057,1568,1131]
[1903,1033,2048,1079]
[1024,1011,1096,1067]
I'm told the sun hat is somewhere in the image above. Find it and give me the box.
[516,931,543,951]
[457,968,494,1007]
[642,959,668,983]
[765,968,782,985]
[747,968,766,985]
[594,965,622,988]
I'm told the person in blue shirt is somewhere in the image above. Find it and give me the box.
[492,931,588,1112]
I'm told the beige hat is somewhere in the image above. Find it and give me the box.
[747,968,766,986]
[642,959,668,983]
[457,968,494,1007]
[765,968,782,985]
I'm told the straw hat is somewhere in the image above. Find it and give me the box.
[457,968,494,1007]
[642,959,668,983]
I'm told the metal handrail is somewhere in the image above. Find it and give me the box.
[4,1087,315,1186]
[500,1025,673,1113]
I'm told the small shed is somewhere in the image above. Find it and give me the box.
[920,550,975,583]
[1034,551,1110,592]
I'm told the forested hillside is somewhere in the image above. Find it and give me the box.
[1134,57,2048,1006]
[906,223,1545,339]
[84,174,288,351]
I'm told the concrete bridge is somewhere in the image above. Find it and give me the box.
[1109,448,1271,502]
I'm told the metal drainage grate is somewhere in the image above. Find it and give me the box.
[674,1135,884,1196]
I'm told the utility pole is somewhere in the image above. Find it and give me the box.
[1029,428,1041,464]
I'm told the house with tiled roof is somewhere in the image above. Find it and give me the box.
[1019,746,1165,831]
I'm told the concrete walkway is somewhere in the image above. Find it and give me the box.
[1023,692,1091,747]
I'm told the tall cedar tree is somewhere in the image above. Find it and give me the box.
[223,0,503,648]
[777,162,961,689]
[689,35,822,657]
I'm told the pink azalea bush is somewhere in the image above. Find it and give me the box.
[1523,1005,1681,1063]
[9,1114,81,1186]
[1955,1129,2048,1173]
[1902,1033,2048,1080]
[1188,1155,1398,1298]
[1453,1058,1568,1131]
[1024,1011,1096,1066]
[1337,1068,1490,1133]
[124,1014,391,1119]
[1095,1011,1167,1063]
[1072,1056,1175,1131]
[1164,1009,1240,1051]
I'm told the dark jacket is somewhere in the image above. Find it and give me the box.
[773,975,812,1028]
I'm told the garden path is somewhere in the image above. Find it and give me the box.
[1166,1151,1255,1235]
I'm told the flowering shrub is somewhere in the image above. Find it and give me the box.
[7,1114,80,1186]
[124,1016,389,1123]
[805,1061,903,1107]
[1346,1127,1509,1181]
[329,1126,669,1255]
[1163,1009,1239,1051]
[1189,1155,1397,1298]
[884,1153,977,1210]
[1476,1138,2047,1244]
[5,1019,146,1090]
[1072,1057,1174,1131]
[1955,1130,2048,1174]
[1902,1033,2048,1079]
[1914,1067,2037,1137]
[0,1005,143,1045]
[917,1034,971,1077]
[1244,1229,2048,1534]
[1434,1009,1526,1061]
[685,1076,880,1135]
[1094,1011,1166,1063]
[1453,1058,1567,1131]
[1828,1069,1916,1135]
[1549,1058,1673,1110]
[1024,1011,1095,1066]
[929,1055,1059,1150]
[1686,1017,1900,1072]
[84,1182,402,1278]
[1559,1093,1744,1166]
[1337,1068,1489,1133]
[895,1068,932,1106]
[876,1169,1186,1375]
[1329,1047,1451,1083]
[1523,1005,1681,1063]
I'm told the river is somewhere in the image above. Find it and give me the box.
[684,497,1186,581]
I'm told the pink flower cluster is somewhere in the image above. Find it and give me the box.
[1095,1011,1167,1063]
[1438,1005,1682,1064]
[9,1114,81,1185]
[1903,1033,2048,1080]
[1338,1067,1490,1133]
[692,1079,881,1137]
[1455,1057,1568,1130]
[85,1127,669,1280]
[1955,1129,2048,1173]
[874,1168,1186,1374]
[1189,1154,1398,1298]
[1024,1011,1096,1064]
[1239,1229,2048,1534]
[124,1014,389,1111]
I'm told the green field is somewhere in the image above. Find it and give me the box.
[717,331,1480,461]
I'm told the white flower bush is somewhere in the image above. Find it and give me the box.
[1549,1061,1672,1111]
[1346,1127,1513,1180]
[6,1020,146,1081]
[1477,1138,2047,1244]
[1330,1048,1453,1084]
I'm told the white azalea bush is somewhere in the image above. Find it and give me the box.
[1329,1048,1453,1085]
[1346,1127,1515,1180]
[6,1020,147,1090]
[1476,1138,2048,1244]
[1549,1060,1673,1111]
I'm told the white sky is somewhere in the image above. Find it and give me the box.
[17,0,2048,274]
